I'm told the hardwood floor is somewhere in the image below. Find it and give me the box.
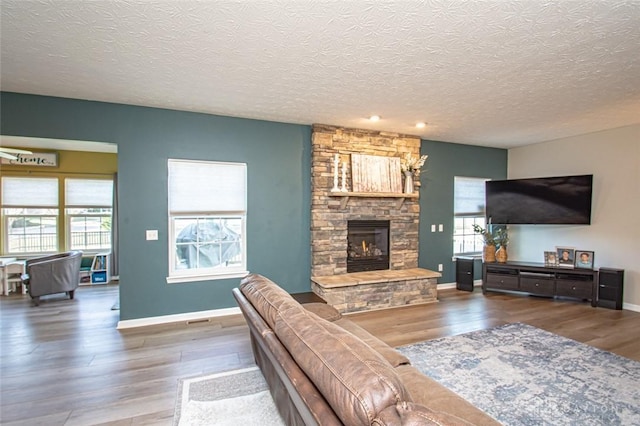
[1,284,639,425]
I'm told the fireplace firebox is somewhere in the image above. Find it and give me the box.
[347,220,390,273]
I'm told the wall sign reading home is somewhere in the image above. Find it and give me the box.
[0,152,58,167]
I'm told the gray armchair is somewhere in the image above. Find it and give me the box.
[22,251,83,306]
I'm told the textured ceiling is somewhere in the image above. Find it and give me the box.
[1,0,639,148]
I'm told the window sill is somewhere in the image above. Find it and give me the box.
[166,271,249,284]
[453,254,483,260]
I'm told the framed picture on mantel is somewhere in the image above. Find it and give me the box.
[351,154,402,193]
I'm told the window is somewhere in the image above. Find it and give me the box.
[65,179,113,250]
[1,177,59,254]
[453,176,488,255]
[168,159,247,282]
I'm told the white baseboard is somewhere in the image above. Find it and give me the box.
[437,280,482,290]
[622,302,640,313]
[116,307,241,329]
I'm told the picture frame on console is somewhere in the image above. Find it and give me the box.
[574,250,595,269]
[556,247,575,267]
[544,251,558,266]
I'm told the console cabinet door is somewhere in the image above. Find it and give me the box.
[485,273,519,291]
[520,277,554,296]
[555,280,593,300]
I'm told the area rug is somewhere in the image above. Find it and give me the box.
[398,322,640,425]
[173,366,284,426]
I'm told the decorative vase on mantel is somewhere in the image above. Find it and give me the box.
[404,171,414,194]
[483,244,497,263]
[496,246,508,263]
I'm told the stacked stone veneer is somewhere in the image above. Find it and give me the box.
[311,269,439,313]
[310,124,422,278]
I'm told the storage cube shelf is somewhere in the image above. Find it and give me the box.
[80,253,111,285]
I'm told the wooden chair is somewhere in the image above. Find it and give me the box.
[2,261,26,296]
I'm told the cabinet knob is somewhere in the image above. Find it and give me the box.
[572,286,577,290]
[535,283,539,287]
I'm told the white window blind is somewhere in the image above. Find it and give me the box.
[454,177,487,216]
[168,160,247,214]
[65,179,114,207]
[1,177,59,207]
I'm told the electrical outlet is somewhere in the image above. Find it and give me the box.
[146,230,158,241]
[438,263,443,272]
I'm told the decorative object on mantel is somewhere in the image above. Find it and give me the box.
[400,153,428,194]
[494,228,509,263]
[351,154,402,193]
[403,171,414,195]
[341,160,348,192]
[331,154,341,192]
[473,224,496,263]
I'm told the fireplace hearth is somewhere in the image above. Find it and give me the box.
[347,220,390,273]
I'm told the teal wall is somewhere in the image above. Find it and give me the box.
[418,140,507,282]
[1,92,311,320]
[1,92,508,319]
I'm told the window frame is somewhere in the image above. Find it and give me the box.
[453,176,489,256]
[1,176,60,255]
[166,159,248,283]
[66,208,113,251]
[64,178,114,252]
[4,211,59,254]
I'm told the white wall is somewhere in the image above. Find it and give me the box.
[508,124,640,310]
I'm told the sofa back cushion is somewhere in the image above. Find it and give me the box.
[275,304,411,426]
[239,274,298,328]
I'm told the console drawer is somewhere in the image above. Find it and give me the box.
[520,277,554,296]
[556,280,593,299]
[485,273,519,291]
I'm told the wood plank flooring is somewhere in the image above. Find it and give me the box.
[1,284,639,425]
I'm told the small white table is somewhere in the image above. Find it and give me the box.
[0,258,26,296]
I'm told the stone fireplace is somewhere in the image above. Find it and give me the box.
[309,124,440,313]
[310,124,422,277]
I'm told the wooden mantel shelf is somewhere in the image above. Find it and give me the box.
[329,191,419,209]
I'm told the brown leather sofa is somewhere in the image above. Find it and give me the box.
[233,274,500,426]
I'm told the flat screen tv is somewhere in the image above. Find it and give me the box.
[485,175,593,225]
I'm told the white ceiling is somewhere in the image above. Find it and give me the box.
[1,0,639,149]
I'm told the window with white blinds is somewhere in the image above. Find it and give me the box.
[65,179,113,251]
[454,177,489,255]
[65,179,113,207]
[167,159,247,282]
[1,177,59,253]
[2,177,59,207]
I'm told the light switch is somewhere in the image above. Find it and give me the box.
[431,224,436,232]
[438,264,443,272]
[146,230,158,241]
[438,224,443,232]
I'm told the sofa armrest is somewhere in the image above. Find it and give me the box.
[303,303,342,321]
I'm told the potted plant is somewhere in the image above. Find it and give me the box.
[494,227,509,263]
[472,224,496,263]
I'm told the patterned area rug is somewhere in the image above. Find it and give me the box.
[398,323,640,425]
[173,366,285,426]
